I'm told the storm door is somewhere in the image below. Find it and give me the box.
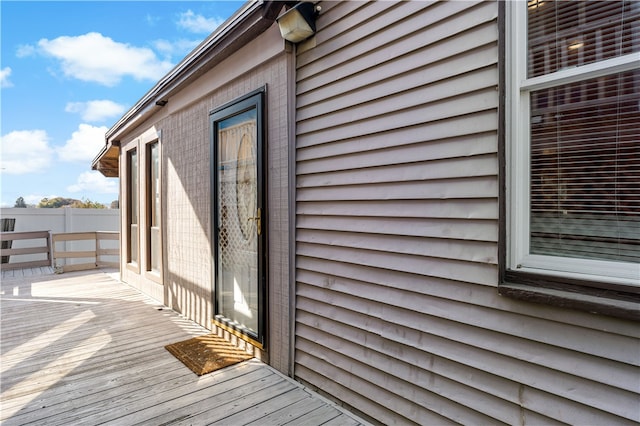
[210,89,265,346]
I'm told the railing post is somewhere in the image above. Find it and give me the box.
[1,218,16,264]
[47,231,52,267]
[94,231,98,269]
[64,208,73,268]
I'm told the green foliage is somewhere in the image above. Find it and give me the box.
[37,197,105,209]
[38,197,76,208]
[14,197,27,208]
[110,200,119,209]
[72,198,106,209]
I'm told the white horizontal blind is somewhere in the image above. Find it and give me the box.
[527,1,639,78]
[526,1,640,264]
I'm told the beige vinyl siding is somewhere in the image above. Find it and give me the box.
[294,1,639,424]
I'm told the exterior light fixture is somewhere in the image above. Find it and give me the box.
[276,2,320,43]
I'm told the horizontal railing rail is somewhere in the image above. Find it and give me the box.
[0,231,52,270]
[52,231,120,273]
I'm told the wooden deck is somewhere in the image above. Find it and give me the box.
[1,265,55,280]
[0,268,368,425]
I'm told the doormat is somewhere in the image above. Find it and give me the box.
[165,334,253,376]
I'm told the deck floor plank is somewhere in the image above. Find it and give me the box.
[2,324,195,376]
[1,353,188,420]
[283,404,347,425]
[114,368,285,426]
[206,387,313,425]
[159,376,296,426]
[46,363,272,426]
[244,392,329,425]
[1,329,202,401]
[0,269,367,426]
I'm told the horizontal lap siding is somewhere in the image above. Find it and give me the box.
[294,1,639,425]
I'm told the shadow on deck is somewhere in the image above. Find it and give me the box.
[0,268,368,425]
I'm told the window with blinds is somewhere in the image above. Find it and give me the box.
[527,1,640,268]
[527,1,638,78]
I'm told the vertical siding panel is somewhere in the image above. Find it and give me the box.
[294,1,639,424]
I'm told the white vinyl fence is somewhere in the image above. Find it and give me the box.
[0,208,120,268]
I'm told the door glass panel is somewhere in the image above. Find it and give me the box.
[216,108,259,336]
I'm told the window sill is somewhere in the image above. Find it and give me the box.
[500,272,640,321]
[126,262,140,274]
[145,270,163,284]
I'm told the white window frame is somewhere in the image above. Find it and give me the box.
[505,1,640,286]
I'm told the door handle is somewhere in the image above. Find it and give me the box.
[247,208,262,235]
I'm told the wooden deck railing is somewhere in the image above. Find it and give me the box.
[52,231,120,273]
[0,230,120,273]
[0,231,52,270]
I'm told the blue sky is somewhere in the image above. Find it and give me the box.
[1,0,243,207]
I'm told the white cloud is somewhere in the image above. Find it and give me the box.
[65,100,126,123]
[16,44,36,58]
[0,130,53,174]
[153,38,201,58]
[67,171,118,194]
[146,13,161,27]
[1,67,13,88]
[37,32,174,86]
[177,10,224,34]
[57,124,108,163]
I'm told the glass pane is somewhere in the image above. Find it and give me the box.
[130,150,138,225]
[128,150,138,264]
[529,70,640,263]
[216,108,259,335]
[149,142,159,228]
[148,142,160,272]
[130,224,138,264]
[150,226,160,272]
[527,0,640,78]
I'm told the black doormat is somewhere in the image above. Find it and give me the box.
[165,334,253,376]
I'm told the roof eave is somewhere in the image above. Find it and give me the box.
[105,0,284,143]
[93,0,284,178]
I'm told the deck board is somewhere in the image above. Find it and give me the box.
[0,269,368,426]
[1,265,54,280]
[244,393,328,425]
